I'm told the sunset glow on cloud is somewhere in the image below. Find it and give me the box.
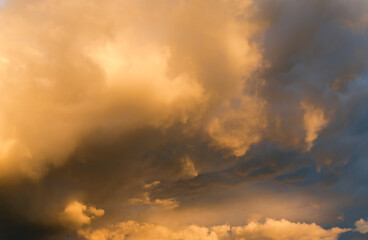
[0,0,368,239]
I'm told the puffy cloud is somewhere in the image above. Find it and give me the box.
[61,201,104,229]
[0,0,368,239]
[79,221,221,240]
[79,218,350,240]
[301,102,329,151]
[355,218,368,234]
[232,218,349,240]
[0,0,265,181]
[207,96,267,157]
[0,0,365,183]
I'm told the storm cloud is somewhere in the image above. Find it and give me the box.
[0,0,368,239]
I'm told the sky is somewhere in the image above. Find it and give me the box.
[0,0,368,239]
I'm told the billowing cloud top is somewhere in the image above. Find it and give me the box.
[0,0,368,239]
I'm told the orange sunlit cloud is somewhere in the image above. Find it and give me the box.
[0,0,368,239]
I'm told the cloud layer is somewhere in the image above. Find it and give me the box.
[79,219,350,240]
[0,0,368,239]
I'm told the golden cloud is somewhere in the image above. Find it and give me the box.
[79,218,350,240]
[61,201,104,229]
[0,0,266,181]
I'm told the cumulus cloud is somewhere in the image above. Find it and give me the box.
[0,0,368,239]
[231,218,349,240]
[0,0,266,181]
[79,218,350,240]
[61,201,104,229]
[355,218,368,234]
[0,0,365,182]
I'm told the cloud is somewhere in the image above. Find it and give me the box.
[61,201,104,229]
[355,218,368,234]
[0,0,368,239]
[207,96,267,157]
[180,156,199,179]
[0,0,265,181]
[79,218,350,240]
[144,181,161,190]
[129,181,179,210]
[232,218,349,240]
[0,0,7,8]
[301,102,329,151]
[0,0,366,182]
